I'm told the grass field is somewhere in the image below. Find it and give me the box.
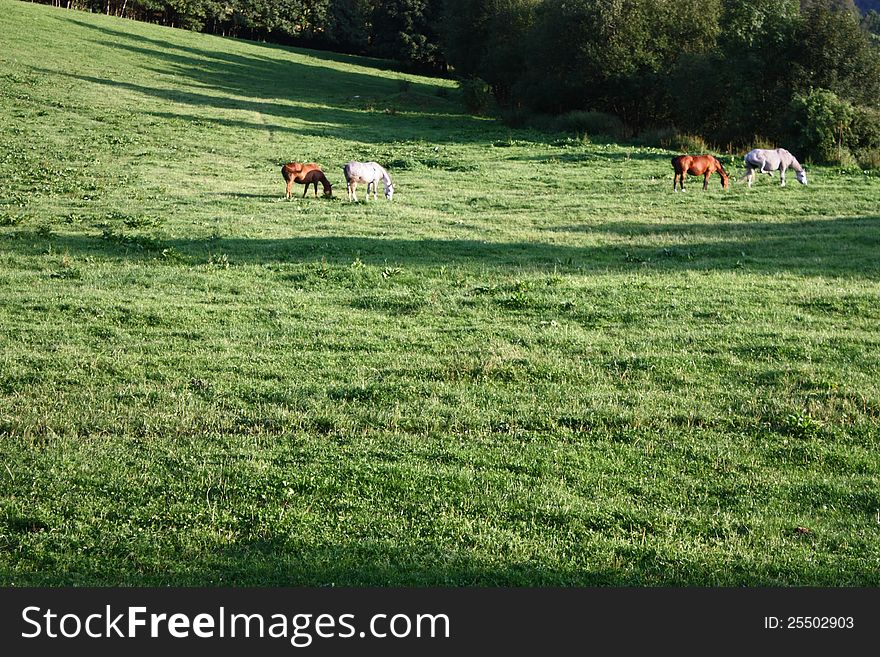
[2,0,880,586]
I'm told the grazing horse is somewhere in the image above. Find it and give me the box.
[343,161,394,201]
[281,162,332,198]
[671,154,730,191]
[743,148,807,187]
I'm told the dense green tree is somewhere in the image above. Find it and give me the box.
[792,0,880,105]
[440,0,538,101]
[670,0,800,143]
[516,0,720,126]
[863,9,880,37]
[324,0,375,53]
[370,0,444,68]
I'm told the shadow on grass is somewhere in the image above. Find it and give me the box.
[5,538,875,586]
[47,17,495,146]
[181,541,878,586]
[511,150,676,165]
[8,216,880,279]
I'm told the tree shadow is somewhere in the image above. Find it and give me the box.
[65,16,420,79]
[49,17,497,146]
[6,536,876,586]
[511,150,676,165]
[10,216,879,279]
[212,192,284,200]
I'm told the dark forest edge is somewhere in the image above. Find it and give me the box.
[25,0,880,165]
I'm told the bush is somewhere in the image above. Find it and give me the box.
[553,110,625,140]
[500,107,533,128]
[850,106,880,150]
[631,128,718,153]
[633,126,677,148]
[854,148,880,170]
[746,136,778,152]
[791,88,854,163]
[459,77,494,115]
[670,133,710,153]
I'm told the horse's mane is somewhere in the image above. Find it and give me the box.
[784,150,804,172]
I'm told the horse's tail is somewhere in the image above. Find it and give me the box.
[342,163,351,183]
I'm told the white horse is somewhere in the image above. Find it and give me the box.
[744,148,808,187]
[343,161,394,201]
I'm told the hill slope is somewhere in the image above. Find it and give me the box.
[2,0,880,586]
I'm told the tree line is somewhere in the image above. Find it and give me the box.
[441,0,880,164]
[39,0,444,67]
[31,0,880,163]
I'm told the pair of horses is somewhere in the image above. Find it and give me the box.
[671,148,808,191]
[281,160,394,201]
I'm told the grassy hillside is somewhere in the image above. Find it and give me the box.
[2,0,880,586]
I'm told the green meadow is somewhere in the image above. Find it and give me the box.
[2,0,880,585]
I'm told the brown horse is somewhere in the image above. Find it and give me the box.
[281,162,333,198]
[671,155,730,191]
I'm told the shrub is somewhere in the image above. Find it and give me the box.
[500,107,533,128]
[850,106,880,150]
[791,88,854,163]
[631,128,719,153]
[553,110,625,140]
[670,134,710,153]
[633,126,677,148]
[747,136,778,151]
[459,77,493,115]
[854,148,880,170]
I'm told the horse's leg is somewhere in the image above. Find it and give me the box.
[745,166,754,188]
[779,167,786,187]
[313,181,318,197]
[302,183,308,198]
[673,173,678,191]
[286,178,292,199]
[703,172,709,191]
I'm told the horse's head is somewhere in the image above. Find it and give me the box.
[796,169,808,185]
[719,166,730,189]
[384,183,394,201]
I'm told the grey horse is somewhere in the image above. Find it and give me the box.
[744,148,808,187]
[343,161,394,201]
